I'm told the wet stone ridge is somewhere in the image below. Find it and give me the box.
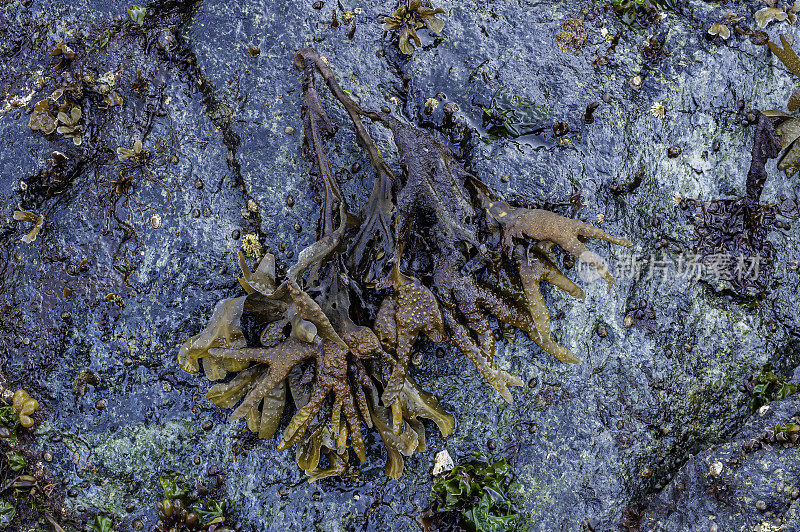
[0,0,800,530]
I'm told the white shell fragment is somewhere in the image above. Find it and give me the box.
[432,449,454,476]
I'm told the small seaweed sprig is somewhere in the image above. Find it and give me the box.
[755,0,800,29]
[382,0,446,54]
[609,0,676,26]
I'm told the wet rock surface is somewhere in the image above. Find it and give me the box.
[640,394,800,532]
[1,0,800,530]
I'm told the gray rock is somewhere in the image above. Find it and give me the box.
[1,0,799,530]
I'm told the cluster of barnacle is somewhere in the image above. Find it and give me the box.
[179,48,631,479]
[381,0,445,55]
[741,418,800,453]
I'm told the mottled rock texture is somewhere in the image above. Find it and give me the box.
[1,0,800,530]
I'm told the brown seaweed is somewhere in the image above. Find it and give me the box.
[178,48,632,479]
[382,0,446,55]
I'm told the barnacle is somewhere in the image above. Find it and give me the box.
[649,102,666,118]
[382,0,446,55]
[241,233,263,258]
[178,48,632,479]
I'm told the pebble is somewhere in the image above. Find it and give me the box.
[597,324,608,338]
[667,146,682,158]
[285,126,295,135]
[95,399,107,410]
[756,500,766,511]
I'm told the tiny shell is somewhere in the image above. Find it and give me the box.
[150,213,162,229]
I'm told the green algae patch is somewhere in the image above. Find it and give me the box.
[427,456,521,531]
